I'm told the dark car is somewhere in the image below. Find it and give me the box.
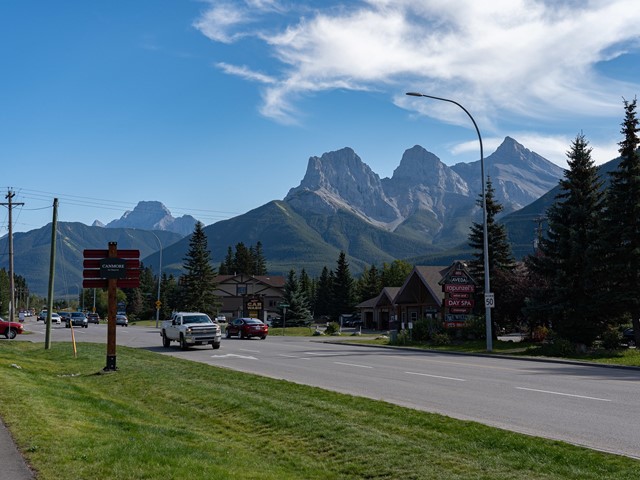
[86,313,100,324]
[225,317,268,340]
[0,317,25,339]
[622,328,636,347]
[65,312,88,328]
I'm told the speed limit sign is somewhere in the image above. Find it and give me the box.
[485,293,495,308]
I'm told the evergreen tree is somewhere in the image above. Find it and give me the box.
[331,251,355,319]
[468,177,516,288]
[314,266,333,318]
[380,260,413,287]
[529,134,606,345]
[252,241,268,275]
[358,264,382,302]
[602,98,640,346]
[281,269,311,324]
[180,222,219,315]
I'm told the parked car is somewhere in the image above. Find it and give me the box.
[0,317,25,339]
[116,314,128,327]
[225,317,268,339]
[622,328,636,347]
[87,313,100,324]
[65,312,88,328]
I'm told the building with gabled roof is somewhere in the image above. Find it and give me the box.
[213,273,286,321]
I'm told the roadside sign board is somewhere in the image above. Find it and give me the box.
[485,293,495,309]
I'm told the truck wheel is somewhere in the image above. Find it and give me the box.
[180,334,188,350]
[212,342,221,350]
[162,331,171,348]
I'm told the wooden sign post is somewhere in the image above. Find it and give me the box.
[83,243,140,371]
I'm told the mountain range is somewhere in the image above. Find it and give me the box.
[4,137,569,296]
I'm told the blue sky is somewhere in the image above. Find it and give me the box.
[2,0,639,234]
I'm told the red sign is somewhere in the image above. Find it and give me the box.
[83,269,141,279]
[83,259,140,269]
[83,249,140,259]
[445,298,474,308]
[449,307,472,314]
[83,279,141,289]
[444,283,475,293]
[449,292,470,299]
[445,322,465,328]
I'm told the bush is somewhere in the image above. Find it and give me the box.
[600,328,622,351]
[462,316,486,340]
[540,333,575,356]
[431,333,451,346]
[324,322,340,335]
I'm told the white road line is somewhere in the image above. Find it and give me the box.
[515,387,611,402]
[405,371,466,382]
[334,362,373,369]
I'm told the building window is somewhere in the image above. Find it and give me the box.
[237,285,247,295]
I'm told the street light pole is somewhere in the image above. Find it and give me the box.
[151,232,163,328]
[406,92,493,351]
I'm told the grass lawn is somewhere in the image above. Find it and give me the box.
[1,342,638,479]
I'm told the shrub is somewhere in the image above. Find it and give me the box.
[600,328,622,351]
[324,322,340,335]
[462,316,486,339]
[431,333,451,346]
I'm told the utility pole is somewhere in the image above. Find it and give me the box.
[1,189,25,323]
[45,198,58,350]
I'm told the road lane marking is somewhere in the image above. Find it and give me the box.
[405,371,466,382]
[334,362,373,369]
[515,387,611,402]
[210,353,257,360]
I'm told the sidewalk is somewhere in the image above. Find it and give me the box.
[0,419,34,480]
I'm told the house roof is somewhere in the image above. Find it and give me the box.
[214,274,286,288]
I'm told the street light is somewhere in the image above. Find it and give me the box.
[150,232,163,328]
[405,92,493,351]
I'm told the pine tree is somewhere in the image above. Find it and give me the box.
[468,177,515,288]
[180,222,219,315]
[252,241,268,275]
[602,98,640,346]
[282,269,311,324]
[358,264,382,302]
[380,260,413,287]
[314,266,333,318]
[331,251,355,319]
[530,133,606,345]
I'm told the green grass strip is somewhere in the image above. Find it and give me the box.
[0,342,637,479]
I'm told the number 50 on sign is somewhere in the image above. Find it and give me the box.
[485,293,495,308]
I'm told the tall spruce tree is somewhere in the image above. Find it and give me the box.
[468,177,515,287]
[180,222,219,315]
[358,264,383,302]
[282,269,311,323]
[331,251,356,319]
[314,266,333,318]
[602,98,640,346]
[531,134,606,346]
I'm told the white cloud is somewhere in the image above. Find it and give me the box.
[194,0,640,130]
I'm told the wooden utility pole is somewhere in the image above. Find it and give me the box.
[45,198,58,350]
[1,190,25,322]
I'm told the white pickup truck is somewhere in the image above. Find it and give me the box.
[161,312,222,350]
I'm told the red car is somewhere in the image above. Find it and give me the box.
[0,317,24,339]
[225,317,268,340]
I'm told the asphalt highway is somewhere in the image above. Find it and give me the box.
[17,319,640,459]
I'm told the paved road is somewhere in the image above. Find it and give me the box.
[16,319,640,459]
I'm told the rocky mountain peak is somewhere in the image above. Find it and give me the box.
[101,201,197,237]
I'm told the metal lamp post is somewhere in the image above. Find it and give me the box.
[405,92,493,351]
[151,232,163,328]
